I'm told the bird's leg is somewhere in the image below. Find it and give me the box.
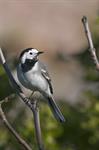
[29,91,34,100]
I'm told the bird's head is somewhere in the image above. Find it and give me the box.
[19,48,44,64]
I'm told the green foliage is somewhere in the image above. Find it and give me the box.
[1,96,99,150]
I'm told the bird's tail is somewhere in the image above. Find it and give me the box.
[47,96,65,123]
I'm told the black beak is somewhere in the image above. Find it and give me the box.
[37,51,44,55]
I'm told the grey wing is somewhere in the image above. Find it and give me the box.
[39,61,53,94]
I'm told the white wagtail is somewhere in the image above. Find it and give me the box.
[17,48,65,122]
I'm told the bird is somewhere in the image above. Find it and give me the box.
[17,48,65,122]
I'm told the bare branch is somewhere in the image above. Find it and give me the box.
[0,102,32,150]
[0,48,45,150]
[82,16,99,70]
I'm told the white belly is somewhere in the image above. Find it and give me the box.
[26,71,48,92]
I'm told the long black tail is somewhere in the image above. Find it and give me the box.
[47,97,65,123]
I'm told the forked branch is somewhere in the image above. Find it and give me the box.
[0,48,44,150]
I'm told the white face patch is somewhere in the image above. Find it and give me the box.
[21,49,39,64]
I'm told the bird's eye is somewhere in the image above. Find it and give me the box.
[29,52,33,55]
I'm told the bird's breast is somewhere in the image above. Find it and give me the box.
[24,70,48,92]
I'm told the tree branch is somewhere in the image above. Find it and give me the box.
[0,48,44,150]
[0,98,32,150]
[82,16,99,70]
[31,100,44,150]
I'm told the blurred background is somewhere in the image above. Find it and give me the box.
[0,0,99,150]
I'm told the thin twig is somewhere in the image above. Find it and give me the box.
[82,16,99,70]
[0,94,16,105]
[0,48,44,150]
[0,103,32,150]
